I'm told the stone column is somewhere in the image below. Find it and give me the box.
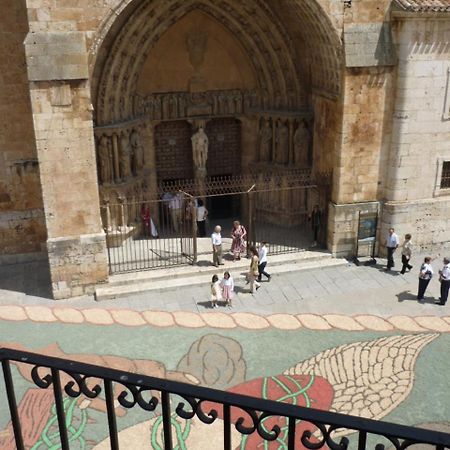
[24,30,108,299]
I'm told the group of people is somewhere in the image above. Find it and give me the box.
[209,226,271,306]
[385,228,450,305]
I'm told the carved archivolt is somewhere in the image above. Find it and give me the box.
[91,0,343,122]
[94,0,306,126]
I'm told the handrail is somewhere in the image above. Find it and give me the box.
[1,347,449,449]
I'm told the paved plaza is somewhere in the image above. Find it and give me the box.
[0,252,450,448]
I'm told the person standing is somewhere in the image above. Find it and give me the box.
[309,204,322,247]
[258,241,271,282]
[211,225,223,267]
[210,274,222,308]
[196,199,208,237]
[385,228,399,271]
[400,233,413,274]
[248,246,261,294]
[169,192,183,233]
[417,257,433,302]
[231,221,247,261]
[220,271,234,308]
[435,257,450,306]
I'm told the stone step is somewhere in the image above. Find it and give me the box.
[95,251,348,301]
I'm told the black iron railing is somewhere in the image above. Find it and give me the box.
[1,347,449,450]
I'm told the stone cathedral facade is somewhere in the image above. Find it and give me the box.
[1,0,450,299]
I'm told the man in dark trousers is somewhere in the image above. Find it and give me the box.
[385,228,399,271]
[310,204,322,247]
[435,257,450,306]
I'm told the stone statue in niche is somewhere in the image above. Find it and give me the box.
[169,95,178,119]
[186,28,208,89]
[130,129,144,173]
[98,135,112,184]
[293,120,310,167]
[119,131,132,180]
[226,94,235,114]
[191,126,209,170]
[258,119,272,162]
[275,120,289,164]
[154,96,162,120]
[162,95,170,119]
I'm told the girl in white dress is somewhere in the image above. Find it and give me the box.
[220,271,234,308]
[210,274,222,308]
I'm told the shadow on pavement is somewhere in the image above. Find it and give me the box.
[396,290,435,304]
[0,258,53,300]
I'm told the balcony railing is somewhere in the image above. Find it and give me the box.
[1,347,449,450]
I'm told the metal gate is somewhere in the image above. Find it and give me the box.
[101,170,331,274]
[102,194,196,274]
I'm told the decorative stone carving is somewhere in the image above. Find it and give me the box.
[100,135,113,184]
[293,120,310,167]
[275,120,289,164]
[119,131,132,180]
[186,28,208,90]
[135,89,251,121]
[191,126,209,171]
[258,119,272,162]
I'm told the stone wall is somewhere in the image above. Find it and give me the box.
[0,0,46,258]
[381,16,450,254]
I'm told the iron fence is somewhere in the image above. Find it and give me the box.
[101,171,332,273]
[1,347,449,450]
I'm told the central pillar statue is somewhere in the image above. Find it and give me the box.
[191,125,209,197]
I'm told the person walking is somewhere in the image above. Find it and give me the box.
[417,257,433,302]
[385,228,399,271]
[220,271,234,308]
[257,241,271,282]
[196,199,208,237]
[400,233,413,274]
[435,257,450,306]
[248,246,261,294]
[211,225,223,267]
[210,274,222,308]
[231,221,247,261]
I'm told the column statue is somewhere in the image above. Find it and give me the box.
[258,119,272,162]
[119,131,132,180]
[275,120,289,164]
[130,129,144,173]
[293,120,310,167]
[98,135,112,184]
[191,126,209,171]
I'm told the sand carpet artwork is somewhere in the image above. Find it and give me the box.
[0,324,447,449]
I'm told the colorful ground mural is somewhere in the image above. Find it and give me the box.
[0,312,449,449]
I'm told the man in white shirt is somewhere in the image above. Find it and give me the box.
[436,257,450,306]
[169,192,183,233]
[257,241,271,282]
[196,199,208,237]
[385,228,399,271]
[211,225,223,266]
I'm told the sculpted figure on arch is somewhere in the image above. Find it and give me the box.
[191,126,209,170]
[258,119,272,162]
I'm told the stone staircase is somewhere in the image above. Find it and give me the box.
[95,250,348,301]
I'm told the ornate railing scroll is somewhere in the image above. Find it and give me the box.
[1,348,450,450]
